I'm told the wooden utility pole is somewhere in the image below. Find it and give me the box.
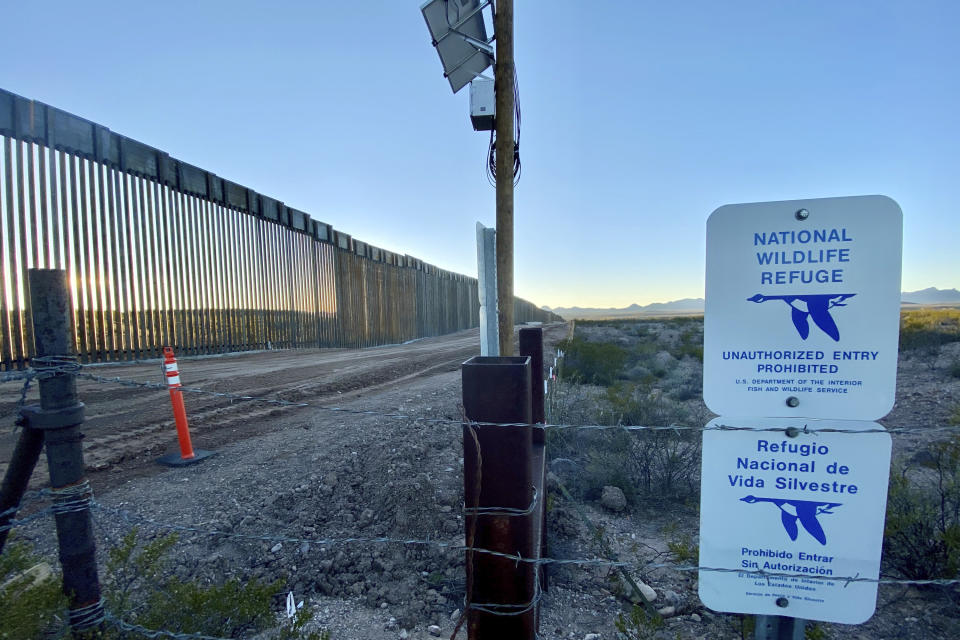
[494,0,515,356]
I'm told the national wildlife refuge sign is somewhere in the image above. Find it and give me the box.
[703,195,902,420]
[699,195,902,624]
[698,417,891,624]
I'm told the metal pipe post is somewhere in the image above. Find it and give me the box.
[0,425,45,553]
[25,269,103,635]
[754,615,806,640]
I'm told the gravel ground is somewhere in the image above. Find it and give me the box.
[6,322,960,639]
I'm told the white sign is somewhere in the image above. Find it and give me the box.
[704,195,902,420]
[698,417,891,624]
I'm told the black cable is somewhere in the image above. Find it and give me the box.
[486,129,497,187]
[513,63,521,186]
[485,64,521,187]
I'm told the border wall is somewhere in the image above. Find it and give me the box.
[0,88,560,369]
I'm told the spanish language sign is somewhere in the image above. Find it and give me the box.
[704,196,902,420]
[698,417,891,624]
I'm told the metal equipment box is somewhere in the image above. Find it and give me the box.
[470,78,495,131]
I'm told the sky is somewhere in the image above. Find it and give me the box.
[1,1,957,309]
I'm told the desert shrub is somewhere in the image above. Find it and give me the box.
[615,604,664,639]
[139,576,280,637]
[545,376,600,428]
[558,336,627,385]
[630,340,658,359]
[667,533,699,564]
[670,371,703,402]
[606,382,690,427]
[0,537,67,639]
[899,309,960,353]
[552,430,700,505]
[632,325,651,339]
[628,430,701,502]
[674,328,704,362]
[575,318,619,327]
[883,438,960,580]
[277,608,331,640]
[579,429,638,505]
[2,530,315,640]
[106,529,328,639]
[556,384,701,505]
[805,623,829,640]
[551,323,704,506]
[663,315,702,326]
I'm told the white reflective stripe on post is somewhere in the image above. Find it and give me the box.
[166,375,181,387]
[544,379,548,395]
[164,363,178,373]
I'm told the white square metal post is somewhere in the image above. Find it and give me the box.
[477,222,499,356]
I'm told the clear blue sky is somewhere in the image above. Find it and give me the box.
[2,1,956,308]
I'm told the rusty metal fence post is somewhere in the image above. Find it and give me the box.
[518,327,548,600]
[518,328,544,429]
[461,355,541,638]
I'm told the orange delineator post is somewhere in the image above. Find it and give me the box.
[156,347,214,467]
[163,347,195,459]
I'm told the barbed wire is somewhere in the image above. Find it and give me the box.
[68,597,105,632]
[1,486,956,640]
[48,479,94,515]
[106,614,236,640]
[81,502,959,587]
[5,357,82,432]
[0,505,57,534]
[90,501,625,569]
[471,578,544,617]
[7,374,36,432]
[66,369,960,436]
[672,563,960,586]
[1,356,957,640]
[0,488,47,520]
[467,566,960,626]
[465,486,539,517]
[460,560,960,626]
[4,361,958,435]
[5,502,957,603]
[1,369,35,383]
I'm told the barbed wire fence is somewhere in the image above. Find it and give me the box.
[2,357,960,640]
[10,362,960,435]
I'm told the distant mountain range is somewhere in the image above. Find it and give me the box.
[901,287,960,304]
[544,287,960,320]
[543,298,705,320]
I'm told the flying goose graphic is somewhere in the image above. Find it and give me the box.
[740,495,842,545]
[747,293,855,341]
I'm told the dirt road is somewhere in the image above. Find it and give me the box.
[1,323,569,488]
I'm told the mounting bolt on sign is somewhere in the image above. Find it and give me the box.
[156,347,215,467]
